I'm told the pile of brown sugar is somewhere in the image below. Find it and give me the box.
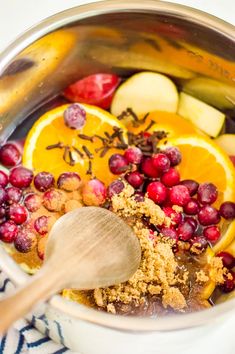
[93,183,227,314]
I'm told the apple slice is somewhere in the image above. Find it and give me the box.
[215,134,235,156]
[177,92,225,137]
[111,72,178,117]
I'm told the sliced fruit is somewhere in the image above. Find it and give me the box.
[23,104,127,185]
[177,92,225,138]
[63,73,121,109]
[225,237,235,257]
[159,135,235,208]
[183,77,235,110]
[215,290,235,304]
[215,134,235,156]
[111,72,179,117]
[201,247,216,300]
[125,111,199,137]
[62,289,94,307]
[213,220,235,253]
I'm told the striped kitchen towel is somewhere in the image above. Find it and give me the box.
[0,269,76,354]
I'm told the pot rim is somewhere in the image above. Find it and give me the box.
[0,0,235,332]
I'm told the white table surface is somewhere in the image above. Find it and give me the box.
[0,1,235,353]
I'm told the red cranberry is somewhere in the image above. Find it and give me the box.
[220,272,235,293]
[43,188,66,212]
[8,204,28,225]
[141,157,159,178]
[146,181,167,204]
[57,172,81,191]
[0,187,7,204]
[134,191,145,202]
[161,227,178,241]
[24,193,41,212]
[6,187,22,204]
[163,206,182,226]
[184,217,198,232]
[219,202,235,220]
[164,147,181,166]
[190,236,208,252]
[109,154,129,175]
[161,168,180,187]
[177,220,194,241]
[0,170,8,187]
[34,172,55,192]
[124,147,143,164]
[107,180,124,198]
[179,179,199,196]
[152,153,170,173]
[216,252,234,269]
[34,216,48,235]
[14,228,37,253]
[203,226,221,243]
[0,220,18,243]
[198,205,220,226]
[169,185,190,207]
[64,103,86,129]
[0,143,21,167]
[184,199,200,215]
[82,178,107,206]
[9,166,33,188]
[125,171,144,188]
[197,183,218,205]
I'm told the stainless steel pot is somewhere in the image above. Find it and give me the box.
[0,1,235,353]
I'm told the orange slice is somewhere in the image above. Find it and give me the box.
[159,135,235,208]
[126,111,198,137]
[23,104,127,185]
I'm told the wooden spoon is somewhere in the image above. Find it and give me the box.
[0,207,141,334]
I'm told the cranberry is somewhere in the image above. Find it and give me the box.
[0,170,8,187]
[177,220,194,241]
[198,205,220,226]
[125,171,144,188]
[164,147,181,166]
[82,178,107,206]
[141,157,159,178]
[0,220,18,243]
[203,226,220,243]
[109,154,129,175]
[14,228,37,253]
[124,147,143,164]
[184,217,198,232]
[161,168,180,187]
[180,179,199,196]
[6,187,22,204]
[9,166,33,188]
[152,153,170,173]
[163,206,182,226]
[217,252,234,269]
[190,236,208,253]
[107,180,124,198]
[161,227,178,241]
[57,172,81,191]
[220,272,235,293]
[146,181,167,204]
[24,193,41,212]
[0,187,7,204]
[64,103,86,129]
[134,191,145,202]
[34,216,48,235]
[34,172,55,192]
[0,143,21,167]
[169,185,190,207]
[37,235,47,260]
[197,183,218,205]
[184,199,200,215]
[0,205,6,219]
[43,188,66,212]
[8,204,28,225]
[219,202,235,220]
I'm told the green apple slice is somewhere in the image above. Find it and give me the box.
[111,72,179,117]
[177,92,225,137]
[215,134,235,156]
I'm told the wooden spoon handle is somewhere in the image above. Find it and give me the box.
[0,268,62,334]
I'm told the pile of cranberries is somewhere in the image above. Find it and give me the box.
[108,144,235,293]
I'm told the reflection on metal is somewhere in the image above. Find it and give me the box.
[0,0,234,143]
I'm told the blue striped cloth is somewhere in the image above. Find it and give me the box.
[0,270,75,354]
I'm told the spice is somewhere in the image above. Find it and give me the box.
[46,142,64,150]
[82,146,93,159]
[78,134,94,142]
